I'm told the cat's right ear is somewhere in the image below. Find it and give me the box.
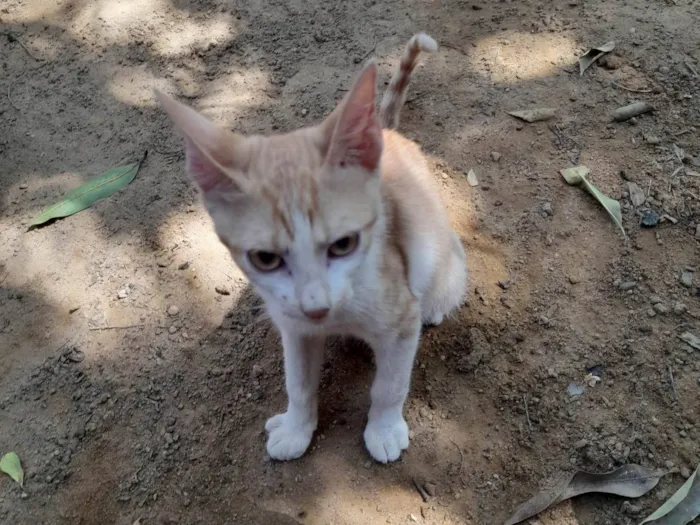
[154,89,248,194]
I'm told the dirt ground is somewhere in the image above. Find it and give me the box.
[1,0,699,523]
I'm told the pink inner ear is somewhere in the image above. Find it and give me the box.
[336,104,382,171]
[327,65,383,171]
[184,137,236,193]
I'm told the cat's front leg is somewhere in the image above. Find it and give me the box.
[364,315,421,463]
[265,331,325,461]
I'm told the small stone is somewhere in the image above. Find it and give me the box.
[301,108,308,116]
[19,183,28,189]
[541,202,553,216]
[647,309,656,318]
[498,279,512,290]
[466,169,478,187]
[673,302,688,315]
[681,466,692,479]
[117,289,128,299]
[574,438,588,449]
[420,506,429,519]
[168,325,178,334]
[641,210,660,228]
[653,303,669,315]
[423,482,437,497]
[419,406,430,418]
[215,285,230,296]
[619,281,637,291]
[664,460,675,469]
[680,270,694,288]
[628,182,646,207]
[490,151,501,162]
[252,364,263,378]
[623,501,642,515]
[178,262,190,270]
[649,295,662,304]
[363,460,372,469]
[167,305,180,316]
[409,514,418,522]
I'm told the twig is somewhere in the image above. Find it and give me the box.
[611,82,652,94]
[359,36,378,62]
[413,478,430,502]
[685,60,699,78]
[1,31,43,61]
[450,440,466,485]
[89,324,145,331]
[671,166,683,177]
[668,365,678,402]
[673,129,692,137]
[523,395,533,433]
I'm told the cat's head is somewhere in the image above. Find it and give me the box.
[156,63,383,325]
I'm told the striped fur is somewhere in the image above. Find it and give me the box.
[379,33,438,129]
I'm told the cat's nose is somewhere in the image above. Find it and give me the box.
[302,307,329,321]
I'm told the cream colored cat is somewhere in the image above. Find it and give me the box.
[156,33,468,463]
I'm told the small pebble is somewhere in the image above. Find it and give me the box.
[215,285,230,296]
[363,460,372,469]
[167,305,180,316]
[653,303,669,315]
[178,262,190,270]
[168,325,178,334]
[619,281,637,291]
[649,295,662,304]
[490,151,501,162]
[423,482,437,497]
[19,183,28,189]
[117,289,127,299]
[681,466,691,479]
[541,202,553,216]
[673,302,687,315]
[680,270,693,288]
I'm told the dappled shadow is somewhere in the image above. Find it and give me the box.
[1,0,700,523]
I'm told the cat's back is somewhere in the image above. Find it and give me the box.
[380,129,452,232]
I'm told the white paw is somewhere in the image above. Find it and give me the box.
[265,412,315,461]
[363,414,409,463]
[423,312,444,326]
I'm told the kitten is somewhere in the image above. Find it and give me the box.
[155,32,468,463]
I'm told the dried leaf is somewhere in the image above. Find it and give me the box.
[579,41,616,75]
[0,452,24,487]
[29,151,148,228]
[505,465,663,525]
[466,169,479,187]
[678,332,700,351]
[612,102,654,122]
[628,182,646,207]
[560,166,625,237]
[640,464,700,524]
[507,108,557,123]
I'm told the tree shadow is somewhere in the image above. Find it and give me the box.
[1,0,699,523]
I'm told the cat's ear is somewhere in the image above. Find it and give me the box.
[323,62,382,171]
[154,89,248,193]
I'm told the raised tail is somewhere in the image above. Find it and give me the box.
[379,32,438,130]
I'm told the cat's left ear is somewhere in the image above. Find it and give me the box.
[323,62,382,172]
[155,89,249,194]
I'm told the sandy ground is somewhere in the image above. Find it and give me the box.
[1,0,699,524]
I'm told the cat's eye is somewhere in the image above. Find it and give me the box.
[328,233,359,258]
[248,250,283,272]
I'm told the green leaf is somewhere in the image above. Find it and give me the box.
[0,452,24,487]
[29,151,148,228]
[640,465,700,524]
[560,165,626,237]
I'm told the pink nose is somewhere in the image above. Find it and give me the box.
[303,307,329,321]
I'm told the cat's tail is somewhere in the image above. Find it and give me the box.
[379,32,438,130]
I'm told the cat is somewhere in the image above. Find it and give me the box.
[155,32,468,463]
